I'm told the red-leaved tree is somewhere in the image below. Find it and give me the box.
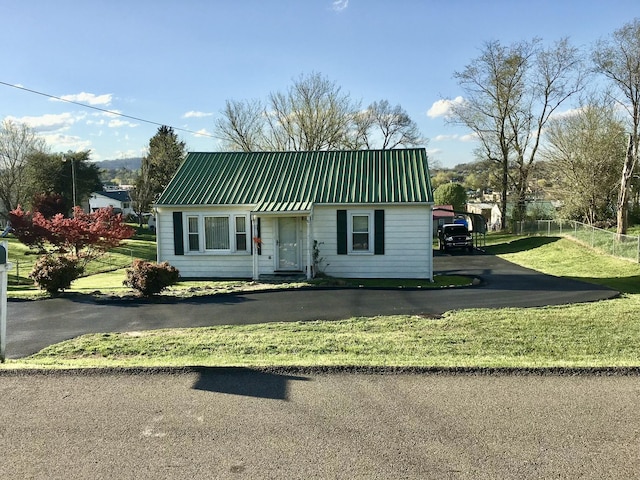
[10,206,135,266]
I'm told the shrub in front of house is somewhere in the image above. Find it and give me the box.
[30,255,84,295]
[124,260,180,296]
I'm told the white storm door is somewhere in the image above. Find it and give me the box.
[277,217,300,270]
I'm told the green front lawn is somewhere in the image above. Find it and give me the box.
[4,233,640,369]
[23,294,640,368]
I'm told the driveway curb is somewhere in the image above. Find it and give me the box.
[1,365,639,376]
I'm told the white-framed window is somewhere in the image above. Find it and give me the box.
[187,216,200,251]
[186,213,250,253]
[235,216,247,251]
[348,211,374,253]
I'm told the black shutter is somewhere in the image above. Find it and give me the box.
[374,209,384,255]
[173,212,184,255]
[337,210,347,255]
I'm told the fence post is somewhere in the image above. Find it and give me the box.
[637,235,640,263]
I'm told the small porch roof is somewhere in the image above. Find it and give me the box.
[251,200,313,215]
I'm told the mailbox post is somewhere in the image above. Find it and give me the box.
[0,242,10,362]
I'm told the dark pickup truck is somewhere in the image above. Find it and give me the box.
[438,223,474,253]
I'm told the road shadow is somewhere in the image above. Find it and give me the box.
[192,367,310,401]
[485,236,560,254]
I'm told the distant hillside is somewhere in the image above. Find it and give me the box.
[94,157,142,170]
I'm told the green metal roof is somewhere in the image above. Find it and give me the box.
[155,148,433,209]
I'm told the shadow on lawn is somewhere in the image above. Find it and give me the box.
[569,275,640,295]
[485,236,560,255]
[192,367,310,401]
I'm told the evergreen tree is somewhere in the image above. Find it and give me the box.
[135,126,187,215]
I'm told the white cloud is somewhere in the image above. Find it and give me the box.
[432,132,477,146]
[7,112,77,132]
[41,132,92,152]
[193,128,212,137]
[108,119,138,128]
[433,134,457,142]
[183,111,213,118]
[332,0,348,12]
[427,96,464,118]
[54,92,113,106]
[102,110,122,118]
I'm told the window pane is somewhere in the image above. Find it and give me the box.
[205,217,230,249]
[352,215,369,233]
[188,217,199,233]
[235,216,246,233]
[189,234,199,251]
[353,232,369,250]
[236,234,247,251]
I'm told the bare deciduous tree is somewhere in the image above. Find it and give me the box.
[448,38,585,229]
[593,18,640,235]
[0,119,47,217]
[544,94,626,224]
[214,73,425,152]
[215,99,266,152]
[355,100,423,150]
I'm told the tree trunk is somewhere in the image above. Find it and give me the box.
[616,134,635,235]
[500,157,508,231]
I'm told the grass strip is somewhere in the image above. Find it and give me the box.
[15,294,640,368]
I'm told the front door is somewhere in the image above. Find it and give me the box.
[277,217,300,271]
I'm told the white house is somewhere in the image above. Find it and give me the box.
[89,190,134,216]
[154,149,434,280]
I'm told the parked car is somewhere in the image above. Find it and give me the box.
[438,223,474,253]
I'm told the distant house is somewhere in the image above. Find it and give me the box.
[491,200,559,228]
[89,190,134,216]
[154,149,435,280]
[466,202,493,224]
[432,205,455,236]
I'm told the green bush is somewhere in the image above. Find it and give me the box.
[29,255,83,294]
[123,260,179,296]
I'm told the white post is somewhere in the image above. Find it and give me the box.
[0,241,10,362]
[306,216,312,279]
[252,215,259,281]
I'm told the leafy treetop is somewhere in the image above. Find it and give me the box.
[9,206,135,265]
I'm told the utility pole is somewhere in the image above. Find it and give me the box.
[71,156,77,213]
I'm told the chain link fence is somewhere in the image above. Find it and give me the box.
[512,220,640,263]
[9,248,134,284]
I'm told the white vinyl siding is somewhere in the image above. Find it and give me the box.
[156,206,431,279]
[314,205,432,279]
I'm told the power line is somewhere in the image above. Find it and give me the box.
[0,80,216,139]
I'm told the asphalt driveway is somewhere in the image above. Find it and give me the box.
[5,252,617,359]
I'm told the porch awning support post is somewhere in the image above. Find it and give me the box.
[252,214,259,281]
[306,215,312,280]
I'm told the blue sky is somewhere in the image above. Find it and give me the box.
[1,0,637,168]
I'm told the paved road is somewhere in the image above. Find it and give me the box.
[6,253,617,358]
[0,369,638,479]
